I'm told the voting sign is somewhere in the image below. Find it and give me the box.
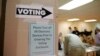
[16,5,53,19]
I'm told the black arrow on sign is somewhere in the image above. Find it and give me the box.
[16,7,52,18]
[41,8,52,18]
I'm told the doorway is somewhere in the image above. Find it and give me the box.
[0,0,6,56]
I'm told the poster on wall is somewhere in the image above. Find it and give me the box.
[16,5,53,19]
[29,23,55,56]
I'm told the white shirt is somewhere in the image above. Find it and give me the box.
[65,34,85,48]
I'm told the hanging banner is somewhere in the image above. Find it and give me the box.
[29,23,55,56]
[16,5,53,19]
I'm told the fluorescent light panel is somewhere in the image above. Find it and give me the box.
[59,0,94,10]
[84,19,97,22]
[67,18,80,21]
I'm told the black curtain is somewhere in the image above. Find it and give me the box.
[0,0,6,56]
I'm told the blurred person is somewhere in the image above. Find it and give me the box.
[79,32,86,43]
[95,24,100,45]
[84,29,92,37]
[84,29,89,36]
[58,32,63,50]
[86,36,94,45]
[68,27,73,33]
[64,34,86,56]
[95,23,100,56]
[72,27,80,36]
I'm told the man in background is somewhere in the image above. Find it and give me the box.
[68,27,73,33]
[64,34,86,56]
[95,23,100,56]
[58,32,63,50]
[72,27,79,36]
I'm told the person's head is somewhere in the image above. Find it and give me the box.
[69,27,72,30]
[84,29,87,31]
[74,27,78,30]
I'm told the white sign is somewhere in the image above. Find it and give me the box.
[29,24,55,56]
[16,5,53,19]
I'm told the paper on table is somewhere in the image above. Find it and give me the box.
[86,46,100,52]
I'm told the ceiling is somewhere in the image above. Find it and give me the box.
[2,0,100,21]
[19,0,56,6]
[2,0,100,22]
[56,0,100,21]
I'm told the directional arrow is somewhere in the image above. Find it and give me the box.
[41,8,52,18]
[16,5,53,19]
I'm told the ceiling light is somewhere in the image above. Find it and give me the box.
[84,19,97,22]
[59,0,94,10]
[67,18,80,21]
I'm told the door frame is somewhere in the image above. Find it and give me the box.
[0,0,7,56]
